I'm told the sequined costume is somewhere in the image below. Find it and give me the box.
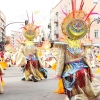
[53,0,100,99]
[13,18,47,82]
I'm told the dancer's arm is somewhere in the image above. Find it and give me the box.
[55,44,65,78]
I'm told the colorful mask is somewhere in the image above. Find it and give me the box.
[61,0,98,40]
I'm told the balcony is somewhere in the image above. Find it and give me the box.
[54,33,59,41]
[48,23,51,29]
[54,30,59,40]
[54,18,58,27]
[54,17,58,23]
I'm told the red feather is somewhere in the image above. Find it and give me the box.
[79,0,84,11]
[71,0,75,18]
[85,4,97,21]
[77,0,84,17]
[74,0,76,11]
[20,27,27,30]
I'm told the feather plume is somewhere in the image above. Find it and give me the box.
[34,26,41,31]
[85,4,97,21]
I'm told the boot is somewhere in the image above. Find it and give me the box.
[42,71,47,79]
[21,77,26,81]
[31,76,38,82]
[39,68,47,79]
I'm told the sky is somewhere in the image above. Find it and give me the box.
[0,0,61,35]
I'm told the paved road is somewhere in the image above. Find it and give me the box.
[1,66,100,100]
[1,66,65,100]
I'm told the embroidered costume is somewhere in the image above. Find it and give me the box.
[13,18,47,82]
[53,0,100,99]
[37,40,57,68]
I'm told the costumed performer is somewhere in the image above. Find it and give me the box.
[13,18,47,82]
[0,65,5,94]
[37,40,56,68]
[53,0,100,100]
[0,50,7,70]
[82,38,95,68]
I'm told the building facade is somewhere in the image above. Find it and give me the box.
[41,15,52,41]
[0,10,6,50]
[10,30,24,50]
[42,0,100,45]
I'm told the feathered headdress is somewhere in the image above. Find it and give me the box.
[21,11,41,40]
[61,0,99,40]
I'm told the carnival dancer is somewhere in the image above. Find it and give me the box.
[37,40,57,68]
[81,38,96,69]
[53,0,100,100]
[13,18,47,82]
[0,65,4,94]
[0,51,7,70]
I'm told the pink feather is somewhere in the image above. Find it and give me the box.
[34,26,41,31]
[61,7,67,16]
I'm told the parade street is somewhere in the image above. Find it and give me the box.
[1,66,65,100]
[0,66,100,100]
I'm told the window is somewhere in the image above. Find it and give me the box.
[55,34,59,39]
[93,0,98,4]
[94,14,99,20]
[55,12,58,16]
[94,30,99,38]
[68,4,71,12]
[64,5,67,12]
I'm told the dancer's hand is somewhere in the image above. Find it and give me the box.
[2,73,5,75]
[0,73,5,75]
[53,75,61,79]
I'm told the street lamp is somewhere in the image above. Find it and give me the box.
[90,17,100,26]
[88,17,100,39]
[0,21,25,51]
[4,21,25,30]
[0,32,4,51]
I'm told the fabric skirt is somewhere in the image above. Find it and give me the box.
[62,60,100,99]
